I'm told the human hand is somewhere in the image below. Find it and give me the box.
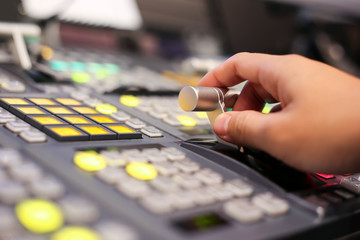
[198,53,360,174]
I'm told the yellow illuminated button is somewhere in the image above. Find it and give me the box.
[15,199,64,234]
[79,126,110,134]
[74,151,106,171]
[17,107,46,114]
[41,46,54,60]
[95,103,117,115]
[126,162,158,180]
[45,107,74,114]
[107,125,135,134]
[88,116,117,124]
[50,127,83,136]
[33,116,64,125]
[177,115,197,127]
[120,95,140,107]
[28,98,57,105]
[1,98,29,105]
[62,116,92,124]
[71,106,98,114]
[196,112,208,119]
[55,98,82,106]
[51,226,100,240]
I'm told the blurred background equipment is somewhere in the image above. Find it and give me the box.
[0,0,359,239]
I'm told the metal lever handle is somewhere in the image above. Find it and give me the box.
[179,86,240,148]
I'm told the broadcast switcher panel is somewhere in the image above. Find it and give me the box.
[0,48,359,240]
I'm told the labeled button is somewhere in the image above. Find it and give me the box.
[55,98,82,106]
[51,226,100,240]
[44,106,75,114]
[111,111,130,122]
[224,199,263,223]
[26,115,67,129]
[88,115,118,124]
[28,98,58,106]
[71,106,99,114]
[252,193,289,216]
[10,106,47,119]
[125,118,146,129]
[120,95,140,107]
[74,151,107,171]
[19,128,47,143]
[104,125,142,139]
[60,115,93,125]
[43,126,89,141]
[59,196,99,224]
[15,199,63,234]
[96,103,117,115]
[77,125,117,140]
[0,111,16,123]
[141,126,163,138]
[5,119,31,133]
[126,162,158,181]
[0,98,30,109]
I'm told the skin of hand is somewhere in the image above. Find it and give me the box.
[198,53,360,174]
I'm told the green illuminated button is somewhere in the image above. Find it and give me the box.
[87,62,102,74]
[95,103,117,115]
[15,199,64,233]
[120,95,140,107]
[49,61,68,72]
[104,63,120,75]
[74,151,106,171]
[176,115,197,127]
[126,162,158,181]
[70,61,86,71]
[51,226,100,240]
[71,72,91,83]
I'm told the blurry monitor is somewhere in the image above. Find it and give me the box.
[22,0,142,30]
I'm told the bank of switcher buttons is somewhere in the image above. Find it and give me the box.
[0,97,142,141]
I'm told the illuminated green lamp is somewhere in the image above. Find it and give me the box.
[49,61,68,72]
[71,72,91,83]
[70,61,86,71]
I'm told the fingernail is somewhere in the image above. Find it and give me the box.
[214,113,231,136]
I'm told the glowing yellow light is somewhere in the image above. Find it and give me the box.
[74,151,106,171]
[62,116,91,124]
[17,107,46,114]
[79,126,110,135]
[15,199,64,234]
[89,116,117,124]
[51,226,100,240]
[33,117,63,125]
[41,46,54,61]
[1,98,29,105]
[95,103,117,115]
[29,98,57,105]
[55,98,82,106]
[196,112,208,119]
[45,107,74,114]
[126,162,158,181]
[120,95,140,107]
[50,127,83,136]
[106,125,135,134]
[177,115,197,127]
[72,107,98,114]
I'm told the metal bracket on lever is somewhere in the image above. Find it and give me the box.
[178,86,240,148]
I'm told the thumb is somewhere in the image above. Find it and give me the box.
[213,111,278,150]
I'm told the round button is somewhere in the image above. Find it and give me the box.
[95,103,118,115]
[176,115,197,127]
[120,95,140,107]
[51,226,100,240]
[74,151,107,172]
[126,162,158,181]
[15,199,64,233]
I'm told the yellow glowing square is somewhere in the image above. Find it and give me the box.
[89,116,117,123]
[50,127,83,136]
[17,107,46,114]
[55,98,82,106]
[79,126,110,135]
[62,116,91,124]
[33,117,63,125]
[29,98,57,105]
[45,107,74,114]
[71,107,98,114]
[2,98,29,105]
[107,125,135,134]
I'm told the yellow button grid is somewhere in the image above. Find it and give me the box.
[1,97,143,141]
